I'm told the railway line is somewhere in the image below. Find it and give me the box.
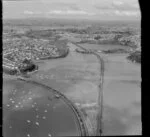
[17,77,89,136]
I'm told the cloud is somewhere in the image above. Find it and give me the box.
[3,1,8,4]
[112,0,139,11]
[94,0,139,12]
[23,10,43,15]
[3,0,141,19]
[48,10,95,16]
[94,5,114,10]
[3,0,29,1]
[114,10,140,16]
[24,10,34,14]
[132,3,139,8]
[48,2,81,11]
[112,0,124,6]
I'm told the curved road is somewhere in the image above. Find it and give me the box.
[18,78,89,136]
[3,77,89,137]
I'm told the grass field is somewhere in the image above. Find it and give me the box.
[98,53,141,135]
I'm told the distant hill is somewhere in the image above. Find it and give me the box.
[3,18,140,28]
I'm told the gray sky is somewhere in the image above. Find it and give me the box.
[3,0,141,20]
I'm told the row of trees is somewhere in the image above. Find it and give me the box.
[127,51,141,63]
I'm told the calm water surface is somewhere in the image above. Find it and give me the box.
[3,79,81,137]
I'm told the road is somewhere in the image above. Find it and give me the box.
[72,42,105,136]
[73,42,141,135]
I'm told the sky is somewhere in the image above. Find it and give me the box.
[3,0,141,20]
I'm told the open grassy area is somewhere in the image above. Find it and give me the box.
[98,53,141,135]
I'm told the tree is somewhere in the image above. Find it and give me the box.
[18,59,37,73]
[94,35,101,40]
